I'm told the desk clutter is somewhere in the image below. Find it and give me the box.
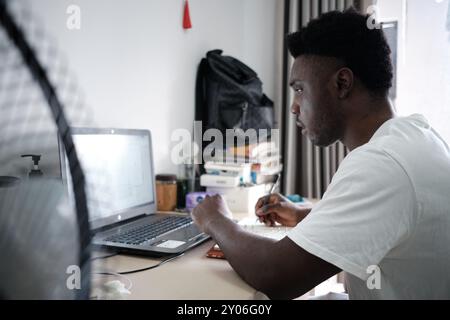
[156,140,283,213]
[200,140,283,213]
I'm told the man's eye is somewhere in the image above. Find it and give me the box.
[294,88,303,94]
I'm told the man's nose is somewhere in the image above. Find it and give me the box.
[291,102,300,115]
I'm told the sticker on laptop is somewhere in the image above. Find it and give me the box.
[156,240,186,249]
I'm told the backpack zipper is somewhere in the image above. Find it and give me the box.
[241,101,248,127]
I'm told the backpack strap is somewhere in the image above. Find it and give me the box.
[195,58,209,175]
[195,58,208,123]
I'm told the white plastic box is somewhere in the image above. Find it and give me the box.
[206,184,272,214]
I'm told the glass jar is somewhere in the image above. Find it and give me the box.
[155,174,177,212]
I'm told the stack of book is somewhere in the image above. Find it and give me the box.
[200,140,283,213]
[200,161,252,188]
[225,140,283,185]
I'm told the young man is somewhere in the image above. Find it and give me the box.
[191,9,450,299]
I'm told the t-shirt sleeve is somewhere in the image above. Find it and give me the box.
[287,147,418,280]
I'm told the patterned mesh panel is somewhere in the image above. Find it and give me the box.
[0,0,93,299]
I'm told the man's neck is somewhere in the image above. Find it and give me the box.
[342,97,395,151]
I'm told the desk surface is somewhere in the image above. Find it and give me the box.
[91,211,314,300]
[92,239,265,300]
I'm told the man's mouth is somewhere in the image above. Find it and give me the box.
[296,120,307,134]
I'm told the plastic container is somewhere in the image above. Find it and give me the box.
[155,174,177,211]
[185,191,216,211]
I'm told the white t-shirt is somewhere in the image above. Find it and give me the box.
[288,114,450,299]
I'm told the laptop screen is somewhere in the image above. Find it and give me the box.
[60,128,156,229]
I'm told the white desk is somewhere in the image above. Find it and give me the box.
[90,212,315,300]
[91,239,268,299]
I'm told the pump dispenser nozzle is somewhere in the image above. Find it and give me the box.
[21,154,43,178]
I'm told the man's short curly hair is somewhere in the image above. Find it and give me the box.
[287,8,393,97]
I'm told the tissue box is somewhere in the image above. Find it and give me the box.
[206,184,271,213]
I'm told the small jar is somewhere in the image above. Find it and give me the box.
[155,174,178,212]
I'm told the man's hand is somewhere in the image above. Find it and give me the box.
[191,194,233,234]
[255,193,312,227]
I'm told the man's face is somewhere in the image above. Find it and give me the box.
[289,56,345,147]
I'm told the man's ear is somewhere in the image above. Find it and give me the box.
[334,67,354,99]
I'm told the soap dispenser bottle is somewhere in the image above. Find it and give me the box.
[21,154,43,178]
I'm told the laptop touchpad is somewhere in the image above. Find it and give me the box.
[156,240,186,249]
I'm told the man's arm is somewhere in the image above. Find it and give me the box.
[198,200,341,299]
[208,217,340,299]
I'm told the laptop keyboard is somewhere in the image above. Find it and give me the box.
[104,216,193,245]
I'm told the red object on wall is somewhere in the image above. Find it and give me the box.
[183,0,192,29]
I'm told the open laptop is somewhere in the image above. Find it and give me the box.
[59,127,210,256]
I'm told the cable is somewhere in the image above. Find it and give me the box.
[90,253,184,299]
[115,252,185,275]
[90,253,118,261]
[92,251,184,274]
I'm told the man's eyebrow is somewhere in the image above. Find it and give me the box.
[289,79,304,87]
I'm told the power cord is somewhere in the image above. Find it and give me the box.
[116,252,185,275]
[90,252,184,299]
[90,253,118,261]
[91,251,185,274]
[94,252,185,276]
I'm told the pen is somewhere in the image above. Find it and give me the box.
[257,173,281,223]
[266,173,280,201]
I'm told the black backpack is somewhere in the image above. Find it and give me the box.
[195,50,274,144]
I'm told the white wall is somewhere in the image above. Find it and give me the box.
[16,0,281,176]
[377,0,450,143]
